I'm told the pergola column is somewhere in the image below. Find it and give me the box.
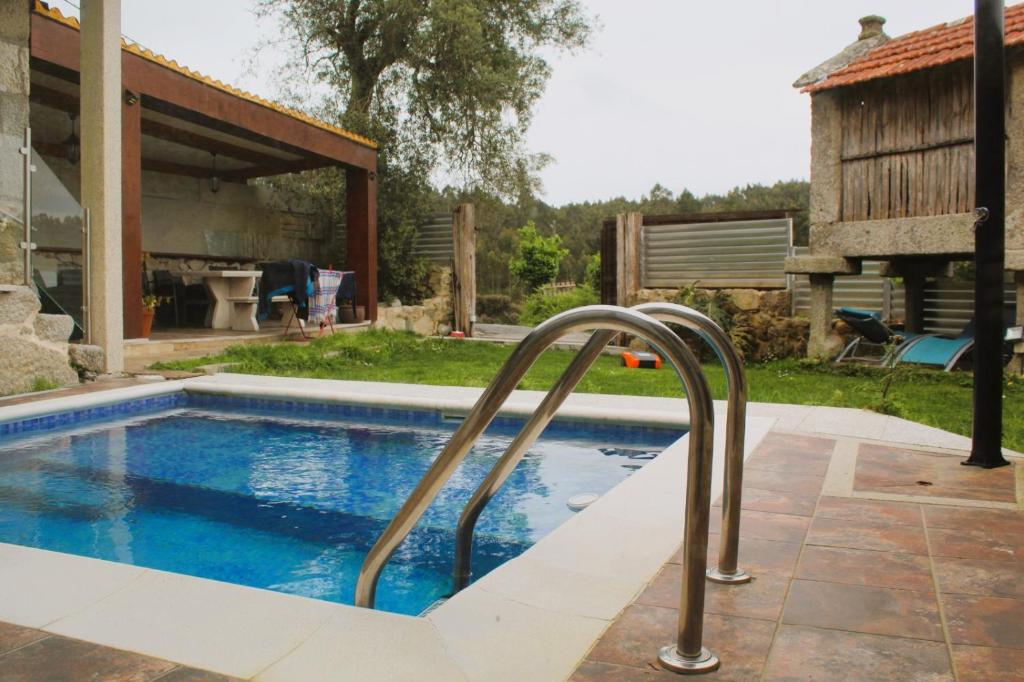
[122,91,142,339]
[80,0,123,371]
[346,167,377,322]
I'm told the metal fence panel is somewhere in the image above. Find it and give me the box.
[412,212,453,264]
[642,218,791,289]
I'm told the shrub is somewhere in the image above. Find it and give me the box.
[583,253,601,292]
[509,221,569,293]
[519,286,598,326]
[476,294,520,324]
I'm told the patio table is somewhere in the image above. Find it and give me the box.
[182,270,262,331]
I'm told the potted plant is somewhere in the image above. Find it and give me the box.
[141,294,165,338]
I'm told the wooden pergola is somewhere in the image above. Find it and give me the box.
[28,2,378,338]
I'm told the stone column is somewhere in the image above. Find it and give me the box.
[903,273,926,333]
[80,0,124,372]
[1012,271,1024,375]
[807,273,836,359]
[0,0,30,285]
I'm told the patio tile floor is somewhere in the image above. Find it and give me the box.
[0,622,238,681]
[572,430,1022,681]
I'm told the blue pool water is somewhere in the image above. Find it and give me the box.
[0,394,682,615]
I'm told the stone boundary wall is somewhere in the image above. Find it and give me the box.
[0,285,79,395]
[375,268,453,336]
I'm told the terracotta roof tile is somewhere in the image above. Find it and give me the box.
[33,1,377,149]
[804,3,1024,93]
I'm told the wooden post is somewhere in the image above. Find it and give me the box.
[121,90,143,338]
[452,203,476,336]
[346,167,377,322]
[616,212,643,306]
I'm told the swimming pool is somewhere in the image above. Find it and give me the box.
[0,393,682,615]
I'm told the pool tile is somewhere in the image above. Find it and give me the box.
[927,526,1024,561]
[951,644,1024,681]
[782,580,943,641]
[796,545,935,592]
[933,556,1024,599]
[762,625,952,681]
[0,634,177,680]
[0,621,48,656]
[814,496,922,527]
[943,594,1024,649]
[637,562,789,621]
[805,516,929,555]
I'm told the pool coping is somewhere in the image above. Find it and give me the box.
[0,374,1017,680]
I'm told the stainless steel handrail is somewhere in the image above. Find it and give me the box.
[451,302,749,597]
[354,305,721,673]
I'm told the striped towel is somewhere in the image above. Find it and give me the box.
[309,270,343,324]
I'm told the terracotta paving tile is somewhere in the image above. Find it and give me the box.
[814,495,923,527]
[674,534,803,577]
[742,468,825,496]
[714,486,818,517]
[927,526,1024,561]
[637,562,790,621]
[782,580,944,641]
[756,431,837,457]
[796,545,935,592]
[709,509,810,544]
[943,594,1024,649]
[854,444,1017,503]
[805,516,929,555]
[923,505,1024,534]
[570,659,667,680]
[952,644,1024,681]
[0,634,176,681]
[0,622,48,657]
[933,556,1024,599]
[762,625,953,681]
[744,447,832,477]
[586,604,775,681]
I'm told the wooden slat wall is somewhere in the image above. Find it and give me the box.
[839,63,975,222]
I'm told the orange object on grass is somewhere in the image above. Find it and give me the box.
[621,351,662,369]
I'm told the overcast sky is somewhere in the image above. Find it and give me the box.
[56,0,974,205]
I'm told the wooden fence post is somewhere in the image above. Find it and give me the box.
[452,203,476,336]
[616,212,643,305]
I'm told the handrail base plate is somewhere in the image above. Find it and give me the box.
[658,646,720,674]
[706,567,752,585]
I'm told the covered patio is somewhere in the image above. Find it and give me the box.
[25,1,377,363]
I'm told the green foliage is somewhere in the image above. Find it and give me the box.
[29,377,60,393]
[583,253,601,292]
[509,221,569,293]
[674,282,734,333]
[518,285,598,326]
[476,294,520,324]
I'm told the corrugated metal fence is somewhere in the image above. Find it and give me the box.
[791,247,1015,335]
[642,218,792,289]
[412,212,453,264]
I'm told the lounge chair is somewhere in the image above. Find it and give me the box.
[834,307,923,365]
[893,310,1015,372]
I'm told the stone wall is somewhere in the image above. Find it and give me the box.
[0,285,79,395]
[0,0,30,285]
[630,286,808,362]
[375,268,452,336]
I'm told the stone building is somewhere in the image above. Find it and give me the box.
[0,0,378,381]
[786,10,1024,366]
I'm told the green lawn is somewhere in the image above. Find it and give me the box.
[154,329,1024,451]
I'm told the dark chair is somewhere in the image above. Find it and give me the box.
[834,307,924,366]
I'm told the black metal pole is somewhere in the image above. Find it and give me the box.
[965,0,1010,468]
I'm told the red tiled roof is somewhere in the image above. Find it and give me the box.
[804,3,1024,92]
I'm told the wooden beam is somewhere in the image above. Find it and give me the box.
[29,82,78,113]
[221,157,333,181]
[34,142,247,182]
[140,118,289,166]
[346,168,378,322]
[30,13,377,171]
[122,98,143,339]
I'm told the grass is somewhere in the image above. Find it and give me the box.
[154,329,1024,451]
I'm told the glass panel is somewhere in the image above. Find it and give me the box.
[30,145,85,338]
[0,132,27,284]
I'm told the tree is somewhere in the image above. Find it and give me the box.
[509,221,568,293]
